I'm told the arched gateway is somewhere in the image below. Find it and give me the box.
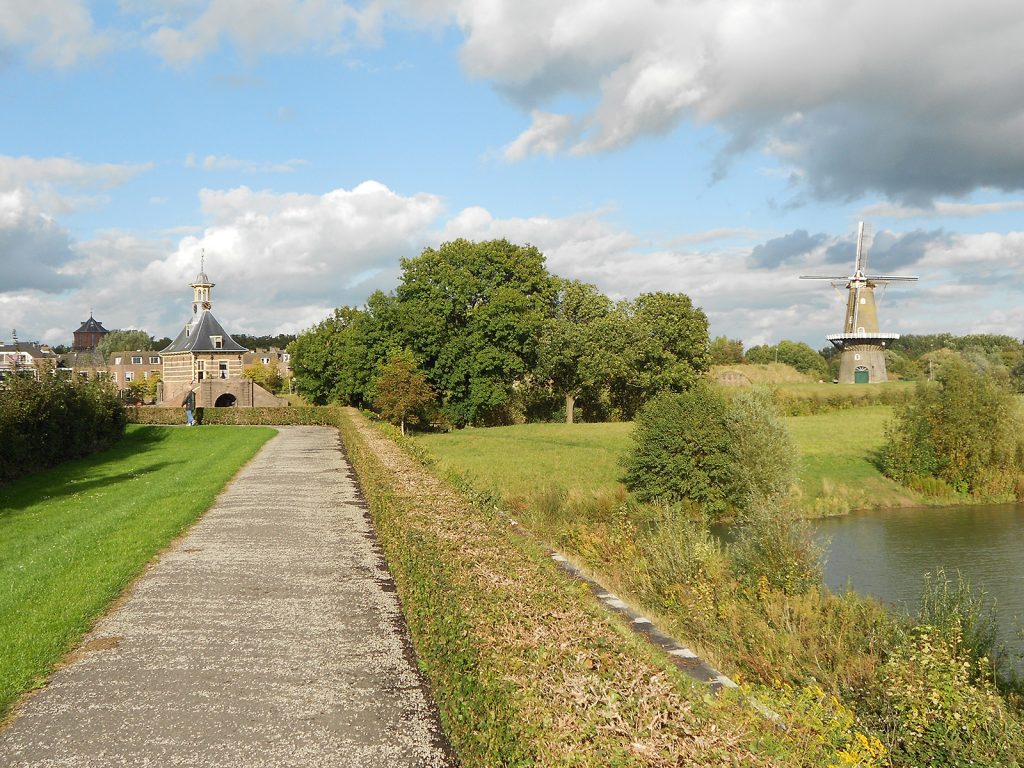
[158,258,286,408]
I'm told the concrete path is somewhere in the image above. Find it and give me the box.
[0,427,453,767]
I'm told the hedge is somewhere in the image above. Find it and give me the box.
[126,405,342,426]
[0,372,125,483]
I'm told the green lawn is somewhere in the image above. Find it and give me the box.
[0,424,275,718]
[416,407,918,514]
[782,405,918,512]
[417,421,634,501]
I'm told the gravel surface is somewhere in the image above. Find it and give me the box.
[0,426,453,768]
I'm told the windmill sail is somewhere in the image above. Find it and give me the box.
[799,221,918,383]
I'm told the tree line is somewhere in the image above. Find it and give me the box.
[288,239,710,427]
[709,331,1024,387]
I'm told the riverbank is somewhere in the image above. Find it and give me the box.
[412,415,1024,765]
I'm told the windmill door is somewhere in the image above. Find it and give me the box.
[854,366,869,384]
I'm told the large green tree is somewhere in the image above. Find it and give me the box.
[383,239,557,426]
[536,279,618,422]
[609,292,710,419]
[97,330,156,357]
[288,306,388,405]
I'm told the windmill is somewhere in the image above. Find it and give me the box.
[801,222,918,384]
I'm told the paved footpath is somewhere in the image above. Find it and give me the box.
[0,426,454,767]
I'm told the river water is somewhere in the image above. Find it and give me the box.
[816,503,1024,671]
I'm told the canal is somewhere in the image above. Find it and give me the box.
[817,503,1024,672]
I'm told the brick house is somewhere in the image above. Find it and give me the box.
[0,342,59,381]
[159,268,285,408]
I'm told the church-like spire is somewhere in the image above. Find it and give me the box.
[190,249,215,314]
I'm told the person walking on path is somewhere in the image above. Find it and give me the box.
[183,387,196,426]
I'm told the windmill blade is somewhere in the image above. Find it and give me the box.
[800,275,852,280]
[865,275,919,281]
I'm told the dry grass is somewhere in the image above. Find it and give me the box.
[341,409,794,766]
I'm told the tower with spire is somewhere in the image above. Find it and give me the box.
[159,255,283,408]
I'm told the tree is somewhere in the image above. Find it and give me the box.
[708,336,744,366]
[243,362,284,394]
[97,330,155,358]
[288,306,390,405]
[884,358,1024,494]
[609,292,710,419]
[383,239,557,426]
[372,349,437,435]
[536,279,617,423]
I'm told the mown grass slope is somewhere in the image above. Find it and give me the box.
[0,424,275,719]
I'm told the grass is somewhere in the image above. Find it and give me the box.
[783,405,919,513]
[417,407,918,514]
[416,421,633,501]
[0,424,275,719]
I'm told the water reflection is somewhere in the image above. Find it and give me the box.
[817,503,1024,670]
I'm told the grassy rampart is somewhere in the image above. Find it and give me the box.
[0,425,274,720]
[335,408,809,765]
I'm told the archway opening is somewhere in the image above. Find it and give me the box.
[215,393,237,407]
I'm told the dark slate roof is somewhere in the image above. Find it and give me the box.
[161,309,249,354]
[193,271,211,284]
[0,343,57,358]
[75,316,109,334]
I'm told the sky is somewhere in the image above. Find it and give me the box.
[4,0,1024,350]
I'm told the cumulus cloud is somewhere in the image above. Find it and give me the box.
[503,111,580,161]
[0,191,75,292]
[399,0,1024,203]
[0,0,108,68]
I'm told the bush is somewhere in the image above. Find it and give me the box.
[725,390,797,509]
[884,360,1024,495]
[125,405,342,426]
[622,386,736,516]
[622,384,796,517]
[880,624,1023,767]
[0,369,125,482]
[729,503,823,596]
[918,568,1000,676]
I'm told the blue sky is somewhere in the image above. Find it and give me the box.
[4,0,1024,349]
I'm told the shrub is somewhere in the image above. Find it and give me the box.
[124,405,342,426]
[622,384,797,517]
[0,368,125,482]
[880,623,1024,767]
[918,568,1000,676]
[729,503,823,596]
[622,385,736,516]
[883,360,1024,494]
[725,389,797,508]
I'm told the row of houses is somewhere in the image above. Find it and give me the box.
[0,343,291,393]
[3,268,291,408]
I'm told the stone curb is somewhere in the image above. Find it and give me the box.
[546,549,783,725]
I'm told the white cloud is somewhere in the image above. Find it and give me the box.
[185,153,308,173]
[144,0,377,66]
[503,111,579,161]
[401,0,1024,202]
[0,155,153,214]
[0,0,108,68]
[860,199,1024,221]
